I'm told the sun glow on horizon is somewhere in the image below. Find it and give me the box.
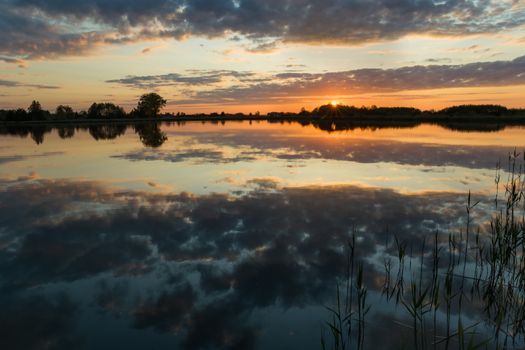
[330,100,340,107]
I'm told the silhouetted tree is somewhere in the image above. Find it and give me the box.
[440,104,508,116]
[28,101,42,114]
[55,105,75,119]
[134,93,167,118]
[4,109,28,121]
[134,123,167,147]
[312,104,358,118]
[30,126,51,144]
[310,103,421,119]
[88,124,127,140]
[87,103,125,119]
[27,100,49,121]
[299,107,309,116]
[57,126,75,139]
[0,125,30,138]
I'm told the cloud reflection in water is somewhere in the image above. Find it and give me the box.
[0,176,491,349]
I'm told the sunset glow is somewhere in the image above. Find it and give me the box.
[2,1,525,346]
[0,1,523,112]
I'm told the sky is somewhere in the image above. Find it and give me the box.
[0,0,524,113]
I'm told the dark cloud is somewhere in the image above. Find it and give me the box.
[107,56,525,103]
[133,283,197,332]
[1,0,524,59]
[0,176,498,348]
[0,123,517,171]
[106,70,256,89]
[0,56,25,65]
[0,176,476,287]
[114,129,513,170]
[0,151,64,165]
[285,63,307,68]
[112,148,258,164]
[201,55,525,102]
[0,293,80,349]
[181,297,256,350]
[94,279,130,317]
[0,3,109,59]
[0,79,60,89]
[424,57,452,63]
[244,40,280,53]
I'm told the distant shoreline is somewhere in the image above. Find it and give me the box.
[3,111,524,146]
[3,113,525,126]
[3,102,525,128]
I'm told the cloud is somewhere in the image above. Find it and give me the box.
[0,79,60,89]
[0,176,499,348]
[244,40,280,54]
[112,148,258,164]
[133,283,197,332]
[106,55,525,103]
[0,151,64,165]
[94,279,130,317]
[0,293,81,349]
[424,58,452,63]
[2,0,524,59]
[0,4,111,59]
[106,70,256,89]
[176,130,514,170]
[0,176,471,279]
[0,124,516,170]
[0,56,25,66]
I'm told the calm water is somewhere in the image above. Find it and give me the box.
[1,121,524,349]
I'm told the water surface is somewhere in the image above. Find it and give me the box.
[1,121,524,349]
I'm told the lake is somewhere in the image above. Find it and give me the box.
[1,121,524,349]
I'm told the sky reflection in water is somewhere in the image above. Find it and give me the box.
[0,121,524,349]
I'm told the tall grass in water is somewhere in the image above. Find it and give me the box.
[323,151,525,349]
[322,234,371,350]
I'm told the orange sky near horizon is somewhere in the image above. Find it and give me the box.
[166,85,525,114]
[2,84,523,115]
[0,1,524,113]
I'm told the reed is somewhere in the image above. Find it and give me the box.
[323,151,525,349]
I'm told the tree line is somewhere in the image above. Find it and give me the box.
[304,103,525,119]
[1,95,524,123]
[0,93,167,122]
